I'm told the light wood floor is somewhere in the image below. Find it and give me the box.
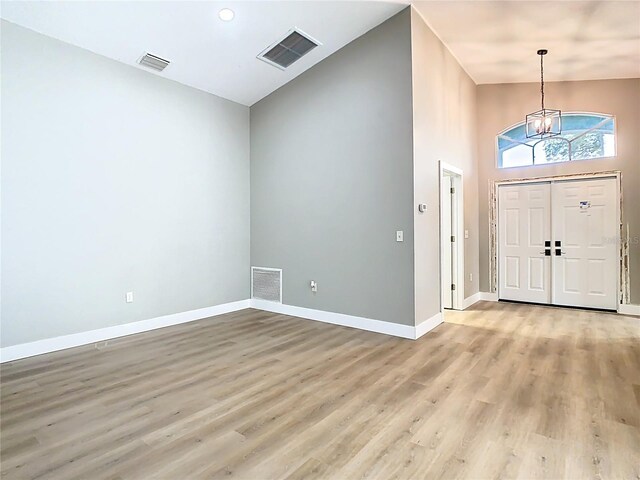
[1,302,639,480]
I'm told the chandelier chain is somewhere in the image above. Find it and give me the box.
[540,53,545,110]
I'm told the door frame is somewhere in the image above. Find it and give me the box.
[491,171,623,310]
[439,161,464,311]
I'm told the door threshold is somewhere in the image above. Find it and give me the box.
[498,299,616,313]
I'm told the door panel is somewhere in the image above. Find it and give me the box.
[529,257,545,291]
[505,256,520,288]
[529,207,545,245]
[551,178,618,309]
[505,208,519,245]
[498,183,551,303]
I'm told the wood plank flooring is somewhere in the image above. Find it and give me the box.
[1,302,639,479]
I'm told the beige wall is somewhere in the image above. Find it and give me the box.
[477,79,640,303]
[411,8,480,324]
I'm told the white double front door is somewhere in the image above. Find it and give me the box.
[498,177,618,310]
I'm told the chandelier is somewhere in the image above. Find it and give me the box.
[525,49,561,139]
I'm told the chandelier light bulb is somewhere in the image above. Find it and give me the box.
[535,119,542,133]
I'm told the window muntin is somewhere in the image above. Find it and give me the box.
[497,113,615,168]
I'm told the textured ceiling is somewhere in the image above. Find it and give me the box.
[413,0,640,84]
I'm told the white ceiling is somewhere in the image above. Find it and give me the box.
[2,1,638,105]
[413,0,640,84]
[0,1,405,106]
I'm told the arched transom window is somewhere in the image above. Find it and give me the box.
[497,112,616,168]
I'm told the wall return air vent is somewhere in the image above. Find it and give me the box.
[138,53,170,72]
[251,267,282,303]
[258,29,320,70]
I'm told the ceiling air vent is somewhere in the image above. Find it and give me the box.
[258,29,320,70]
[251,267,282,303]
[138,53,170,72]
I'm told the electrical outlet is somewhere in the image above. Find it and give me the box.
[464,230,469,239]
[310,280,317,293]
[469,273,473,282]
[126,291,134,303]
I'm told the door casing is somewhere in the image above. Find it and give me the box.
[439,161,464,311]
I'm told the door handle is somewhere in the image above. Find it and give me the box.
[555,249,567,256]
[540,249,551,256]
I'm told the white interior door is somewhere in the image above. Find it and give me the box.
[498,183,551,304]
[441,175,453,309]
[551,178,618,310]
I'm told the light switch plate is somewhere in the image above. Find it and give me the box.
[396,230,404,242]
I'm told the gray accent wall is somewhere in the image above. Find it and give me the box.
[411,9,479,324]
[250,9,415,325]
[477,79,640,303]
[1,21,250,347]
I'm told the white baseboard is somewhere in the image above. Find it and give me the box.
[462,292,482,309]
[479,292,499,302]
[1,298,449,363]
[463,291,498,309]
[618,304,640,316]
[415,311,444,339]
[251,299,418,339]
[0,300,251,363]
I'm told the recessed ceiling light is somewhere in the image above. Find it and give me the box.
[218,8,234,22]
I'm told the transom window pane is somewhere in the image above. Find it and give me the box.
[534,137,569,164]
[502,144,533,168]
[497,113,615,168]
